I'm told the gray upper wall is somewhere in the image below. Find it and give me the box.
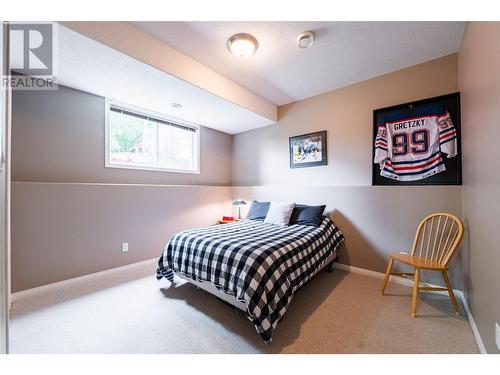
[232,54,459,186]
[12,85,232,185]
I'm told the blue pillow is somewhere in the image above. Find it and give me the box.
[246,201,270,220]
[290,204,326,227]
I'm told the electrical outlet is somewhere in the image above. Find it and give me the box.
[121,243,128,252]
[496,323,500,351]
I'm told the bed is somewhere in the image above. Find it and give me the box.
[156,217,344,343]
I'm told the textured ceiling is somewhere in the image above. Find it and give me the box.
[134,21,466,106]
[53,24,274,134]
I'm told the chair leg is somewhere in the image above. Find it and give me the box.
[411,268,420,317]
[442,271,460,316]
[380,258,394,295]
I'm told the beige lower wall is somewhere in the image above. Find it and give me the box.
[11,182,232,292]
[13,182,463,292]
[233,186,463,288]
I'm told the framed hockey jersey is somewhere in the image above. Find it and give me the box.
[372,93,462,186]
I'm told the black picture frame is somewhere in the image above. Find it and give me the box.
[372,92,462,186]
[289,130,328,169]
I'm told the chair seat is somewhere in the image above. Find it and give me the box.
[388,252,447,270]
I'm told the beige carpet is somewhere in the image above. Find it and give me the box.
[9,261,478,353]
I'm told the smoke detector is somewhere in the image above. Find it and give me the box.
[296,31,315,48]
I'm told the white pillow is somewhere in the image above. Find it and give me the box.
[264,202,295,227]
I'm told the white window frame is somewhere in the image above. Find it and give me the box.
[105,100,200,174]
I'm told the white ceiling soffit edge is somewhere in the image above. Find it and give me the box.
[59,21,277,123]
[54,23,275,134]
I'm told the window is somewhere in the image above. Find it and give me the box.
[105,101,199,174]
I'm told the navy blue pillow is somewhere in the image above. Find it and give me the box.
[246,201,270,220]
[290,204,326,227]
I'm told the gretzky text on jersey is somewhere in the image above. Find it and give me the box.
[374,104,457,181]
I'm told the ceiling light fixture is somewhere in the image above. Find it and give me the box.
[227,33,259,59]
[296,31,315,48]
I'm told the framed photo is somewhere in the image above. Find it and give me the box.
[289,130,327,169]
[372,92,462,186]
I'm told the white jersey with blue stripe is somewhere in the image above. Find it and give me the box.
[374,105,457,181]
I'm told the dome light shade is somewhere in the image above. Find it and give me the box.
[227,33,258,59]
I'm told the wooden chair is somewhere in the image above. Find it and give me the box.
[380,213,464,317]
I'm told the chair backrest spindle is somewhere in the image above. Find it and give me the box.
[430,215,442,261]
[411,213,464,267]
[425,216,434,259]
[418,221,426,257]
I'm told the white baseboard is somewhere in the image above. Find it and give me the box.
[459,292,487,354]
[11,258,158,302]
[332,262,486,354]
[332,262,462,295]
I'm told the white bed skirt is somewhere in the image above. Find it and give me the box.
[176,247,339,312]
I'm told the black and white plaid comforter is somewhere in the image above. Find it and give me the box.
[156,217,344,342]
